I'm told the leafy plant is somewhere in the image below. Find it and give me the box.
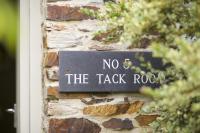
[0,0,18,55]
[142,38,200,133]
[82,0,200,47]
[85,0,200,132]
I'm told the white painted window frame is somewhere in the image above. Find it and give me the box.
[18,0,42,132]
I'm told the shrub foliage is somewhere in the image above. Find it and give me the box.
[83,0,200,132]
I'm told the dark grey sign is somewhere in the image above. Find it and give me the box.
[59,51,163,92]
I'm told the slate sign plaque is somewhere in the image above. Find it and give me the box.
[59,51,163,92]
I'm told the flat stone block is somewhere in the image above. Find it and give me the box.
[47,1,101,21]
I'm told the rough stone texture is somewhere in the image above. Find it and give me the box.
[127,101,144,114]
[89,44,115,51]
[43,31,48,48]
[44,52,58,67]
[102,118,133,131]
[47,87,59,99]
[47,29,84,48]
[83,101,144,116]
[45,20,130,50]
[81,97,114,105]
[45,20,105,49]
[47,87,93,99]
[47,1,102,21]
[135,114,159,126]
[43,2,154,133]
[83,104,118,116]
[48,0,104,3]
[46,67,59,81]
[49,118,101,133]
[48,102,79,116]
[47,86,110,100]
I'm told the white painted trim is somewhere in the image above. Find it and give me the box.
[18,0,42,132]
[29,0,43,132]
[18,0,30,132]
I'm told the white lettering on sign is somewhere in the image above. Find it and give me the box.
[64,59,160,86]
[133,74,157,84]
[96,74,126,84]
[65,74,89,84]
[103,59,119,70]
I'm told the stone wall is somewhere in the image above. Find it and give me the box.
[42,0,158,133]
